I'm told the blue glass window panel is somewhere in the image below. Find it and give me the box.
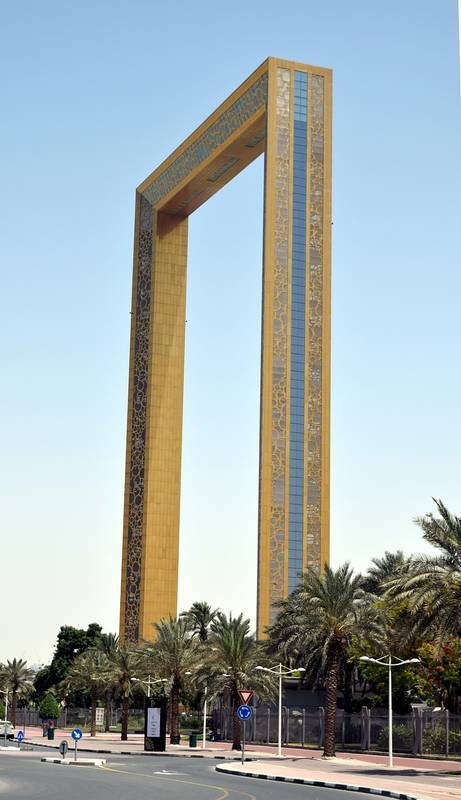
[289,72,309,582]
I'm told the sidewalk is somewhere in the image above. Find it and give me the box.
[217,755,461,800]
[21,727,276,758]
[20,727,461,763]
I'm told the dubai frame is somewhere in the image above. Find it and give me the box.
[120,57,332,643]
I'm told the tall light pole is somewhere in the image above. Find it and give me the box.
[185,649,218,750]
[1,689,8,748]
[202,683,208,750]
[360,655,420,768]
[256,664,305,757]
[132,676,167,698]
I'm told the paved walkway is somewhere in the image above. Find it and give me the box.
[20,728,461,763]
[21,728,273,758]
[217,756,461,800]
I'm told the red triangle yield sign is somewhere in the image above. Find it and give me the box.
[238,689,254,706]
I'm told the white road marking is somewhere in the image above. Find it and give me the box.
[153,769,184,775]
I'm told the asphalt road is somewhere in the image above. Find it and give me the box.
[0,751,367,800]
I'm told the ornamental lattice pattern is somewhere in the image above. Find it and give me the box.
[306,74,324,570]
[124,195,153,642]
[142,73,268,207]
[120,60,331,642]
[269,67,290,616]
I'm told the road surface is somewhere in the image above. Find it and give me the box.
[0,751,368,799]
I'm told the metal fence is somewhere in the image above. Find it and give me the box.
[12,707,145,732]
[212,706,461,756]
[13,704,461,755]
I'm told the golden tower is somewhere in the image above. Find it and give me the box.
[120,58,332,642]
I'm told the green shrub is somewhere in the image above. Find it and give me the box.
[423,725,461,754]
[377,724,413,752]
[39,693,60,720]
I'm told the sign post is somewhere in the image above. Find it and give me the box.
[236,705,252,765]
[144,696,167,751]
[59,739,68,758]
[71,728,83,761]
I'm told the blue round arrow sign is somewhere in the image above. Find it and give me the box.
[71,728,83,741]
[17,731,24,742]
[237,704,252,720]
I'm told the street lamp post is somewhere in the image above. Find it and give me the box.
[359,654,420,768]
[202,683,208,750]
[256,664,305,757]
[132,676,167,698]
[1,690,8,748]
[184,650,218,750]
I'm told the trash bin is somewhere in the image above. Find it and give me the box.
[189,734,197,748]
[47,727,55,741]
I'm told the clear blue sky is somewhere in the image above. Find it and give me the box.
[1,0,459,664]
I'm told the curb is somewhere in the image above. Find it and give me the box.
[41,757,106,767]
[215,764,422,800]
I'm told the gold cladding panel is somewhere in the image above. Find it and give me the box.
[120,58,332,643]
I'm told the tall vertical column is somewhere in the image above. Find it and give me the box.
[120,194,154,643]
[140,212,188,641]
[120,206,188,644]
[258,63,291,635]
[257,61,331,637]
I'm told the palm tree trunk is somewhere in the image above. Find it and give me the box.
[11,690,17,727]
[121,696,129,741]
[231,686,241,751]
[323,643,341,757]
[170,678,181,744]
[90,688,97,737]
[104,689,111,732]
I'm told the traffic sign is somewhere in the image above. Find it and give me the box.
[237,705,252,721]
[238,690,254,706]
[17,731,24,743]
[71,728,83,741]
[59,739,69,757]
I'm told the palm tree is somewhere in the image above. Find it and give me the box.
[208,612,276,750]
[180,601,219,642]
[267,564,381,757]
[68,650,111,736]
[147,617,202,744]
[98,633,119,731]
[387,499,461,645]
[363,551,408,595]
[0,659,34,726]
[108,645,140,741]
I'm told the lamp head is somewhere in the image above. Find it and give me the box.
[359,656,371,661]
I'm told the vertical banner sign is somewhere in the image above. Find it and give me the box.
[144,696,167,751]
[147,707,161,737]
[95,708,105,728]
